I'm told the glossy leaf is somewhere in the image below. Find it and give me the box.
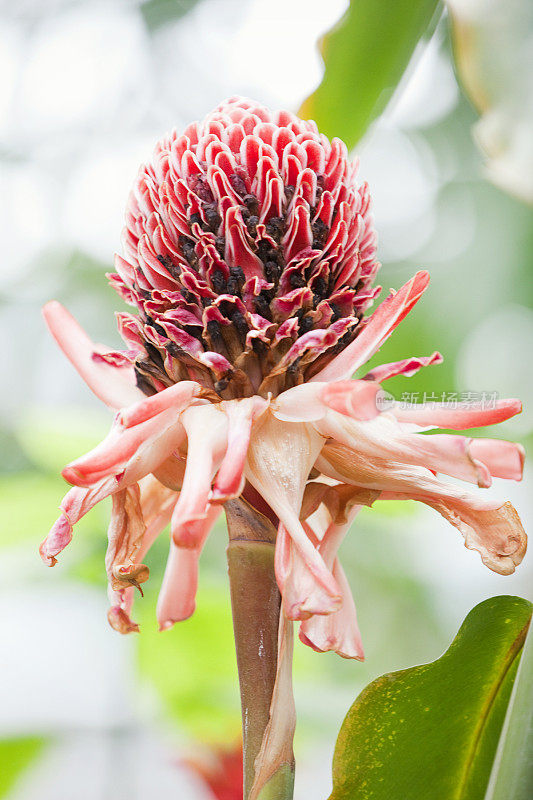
[299,0,440,148]
[330,595,532,800]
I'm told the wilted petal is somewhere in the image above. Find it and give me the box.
[108,475,178,634]
[43,301,143,409]
[310,271,430,382]
[105,485,148,595]
[319,442,527,575]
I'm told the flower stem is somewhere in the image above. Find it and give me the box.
[225,497,295,800]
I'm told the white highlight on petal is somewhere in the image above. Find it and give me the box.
[245,411,341,614]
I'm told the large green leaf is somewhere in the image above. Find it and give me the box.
[299,0,441,148]
[0,737,46,798]
[485,619,533,800]
[330,595,532,800]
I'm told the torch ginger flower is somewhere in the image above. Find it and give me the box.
[42,97,526,659]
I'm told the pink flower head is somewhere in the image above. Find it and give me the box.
[42,98,527,656]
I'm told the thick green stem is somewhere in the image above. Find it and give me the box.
[225,497,294,800]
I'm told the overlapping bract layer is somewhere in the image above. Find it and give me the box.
[42,271,527,658]
[110,97,380,399]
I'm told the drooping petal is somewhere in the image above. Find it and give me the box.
[297,501,365,658]
[315,411,524,488]
[157,504,222,629]
[299,559,364,660]
[318,442,527,575]
[310,271,430,382]
[275,524,340,620]
[211,397,268,502]
[43,301,143,409]
[362,351,442,382]
[170,404,228,541]
[245,411,341,614]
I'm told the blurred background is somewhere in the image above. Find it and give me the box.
[0,0,532,798]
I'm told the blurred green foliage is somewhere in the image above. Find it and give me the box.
[140,0,203,31]
[300,0,441,147]
[0,738,46,798]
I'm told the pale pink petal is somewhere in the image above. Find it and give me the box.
[245,411,341,612]
[320,380,381,420]
[43,301,143,409]
[157,505,222,629]
[391,398,522,429]
[275,524,339,620]
[297,504,364,658]
[62,407,185,487]
[211,397,267,502]
[318,444,527,575]
[117,380,203,428]
[40,477,116,565]
[299,559,364,660]
[469,439,525,480]
[272,379,379,423]
[362,351,442,382]
[272,383,328,423]
[315,411,522,488]
[170,404,228,541]
[310,271,430,382]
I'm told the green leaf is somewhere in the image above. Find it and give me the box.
[485,619,533,800]
[299,0,441,148]
[0,737,46,797]
[330,595,532,800]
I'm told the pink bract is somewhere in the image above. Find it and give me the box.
[42,98,527,657]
